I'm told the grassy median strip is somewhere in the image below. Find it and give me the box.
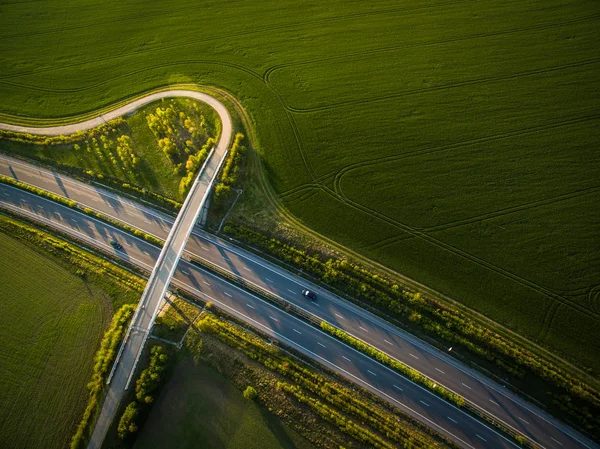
[320,322,465,408]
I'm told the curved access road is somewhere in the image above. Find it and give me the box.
[0,89,228,136]
[1,89,233,449]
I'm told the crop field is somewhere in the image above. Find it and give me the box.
[134,358,314,449]
[0,232,112,449]
[0,0,598,369]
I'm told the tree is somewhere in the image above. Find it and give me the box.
[117,402,139,439]
[243,386,258,400]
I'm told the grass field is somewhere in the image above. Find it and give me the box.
[0,232,112,449]
[133,358,315,449]
[0,0,598,370]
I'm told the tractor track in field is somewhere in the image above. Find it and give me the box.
[587,285,600,315]
[331,113,600,200]
[324,182,600,324]
[362,187,599,253]
[262,12,600,86]
[0,0,479,82]
[2,0,476,43]
[0,60,263,95]
[1,0,254,41]
[278,113,600,202]
[278,57,600,114]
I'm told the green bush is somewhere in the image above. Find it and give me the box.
[214,132,245,204]
[117,402,140,439]
[135,345,169,403]
[0,174,77,209]
[243,385,258,400]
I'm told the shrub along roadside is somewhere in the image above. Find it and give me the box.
[70,304,136,449]
[0,174,164,248]
[1,174,77,208]
[222,224,600,437]
[320,322,465,408]
[214,132,245,204]
[117,345,169,440]
[195,312,457,449]
[1,150,181,212]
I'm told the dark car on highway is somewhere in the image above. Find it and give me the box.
[110,240,123,250]
[302,289,317,300]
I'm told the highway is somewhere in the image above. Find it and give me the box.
[0,157,597,449]
[0,183,515,449]
[0,155,597,448]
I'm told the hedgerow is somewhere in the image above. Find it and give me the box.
[70,304,136,449]
[116,344,169,441]
[214,132,245,204]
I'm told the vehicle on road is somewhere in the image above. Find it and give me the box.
[302,289,316,300]
[110,240,123,250]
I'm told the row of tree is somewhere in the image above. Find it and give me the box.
[117,345,169,440]
[214,132,245,204]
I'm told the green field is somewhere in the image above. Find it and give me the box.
[0,232,112,449]
[0,0,598,369]
[134,358,314,449]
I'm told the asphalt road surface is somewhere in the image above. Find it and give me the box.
[0,161,597,449]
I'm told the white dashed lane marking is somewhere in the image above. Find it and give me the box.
[409,353,419,359]
[435,368,445,374]
[335,313,345,319]
[447,416,458,424]
[203,281,210,286]
[342,356,351,362]
[269,316,278,322]
[462,383,472,390]
[420,400,430,407]
[287,289,295,294]
[293,329,302,335]
[367,370,377,376]
[359,326,368,332]
[266,278,273,282]
[246,304,254,309]
[223,292,232,297]
[489,399,499,406]
[518,417,529,425]
[551,437,563,446]
[476,435,487,442]
[317,342,326,348]
[393,385,403,391]
[384,339,393,345]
